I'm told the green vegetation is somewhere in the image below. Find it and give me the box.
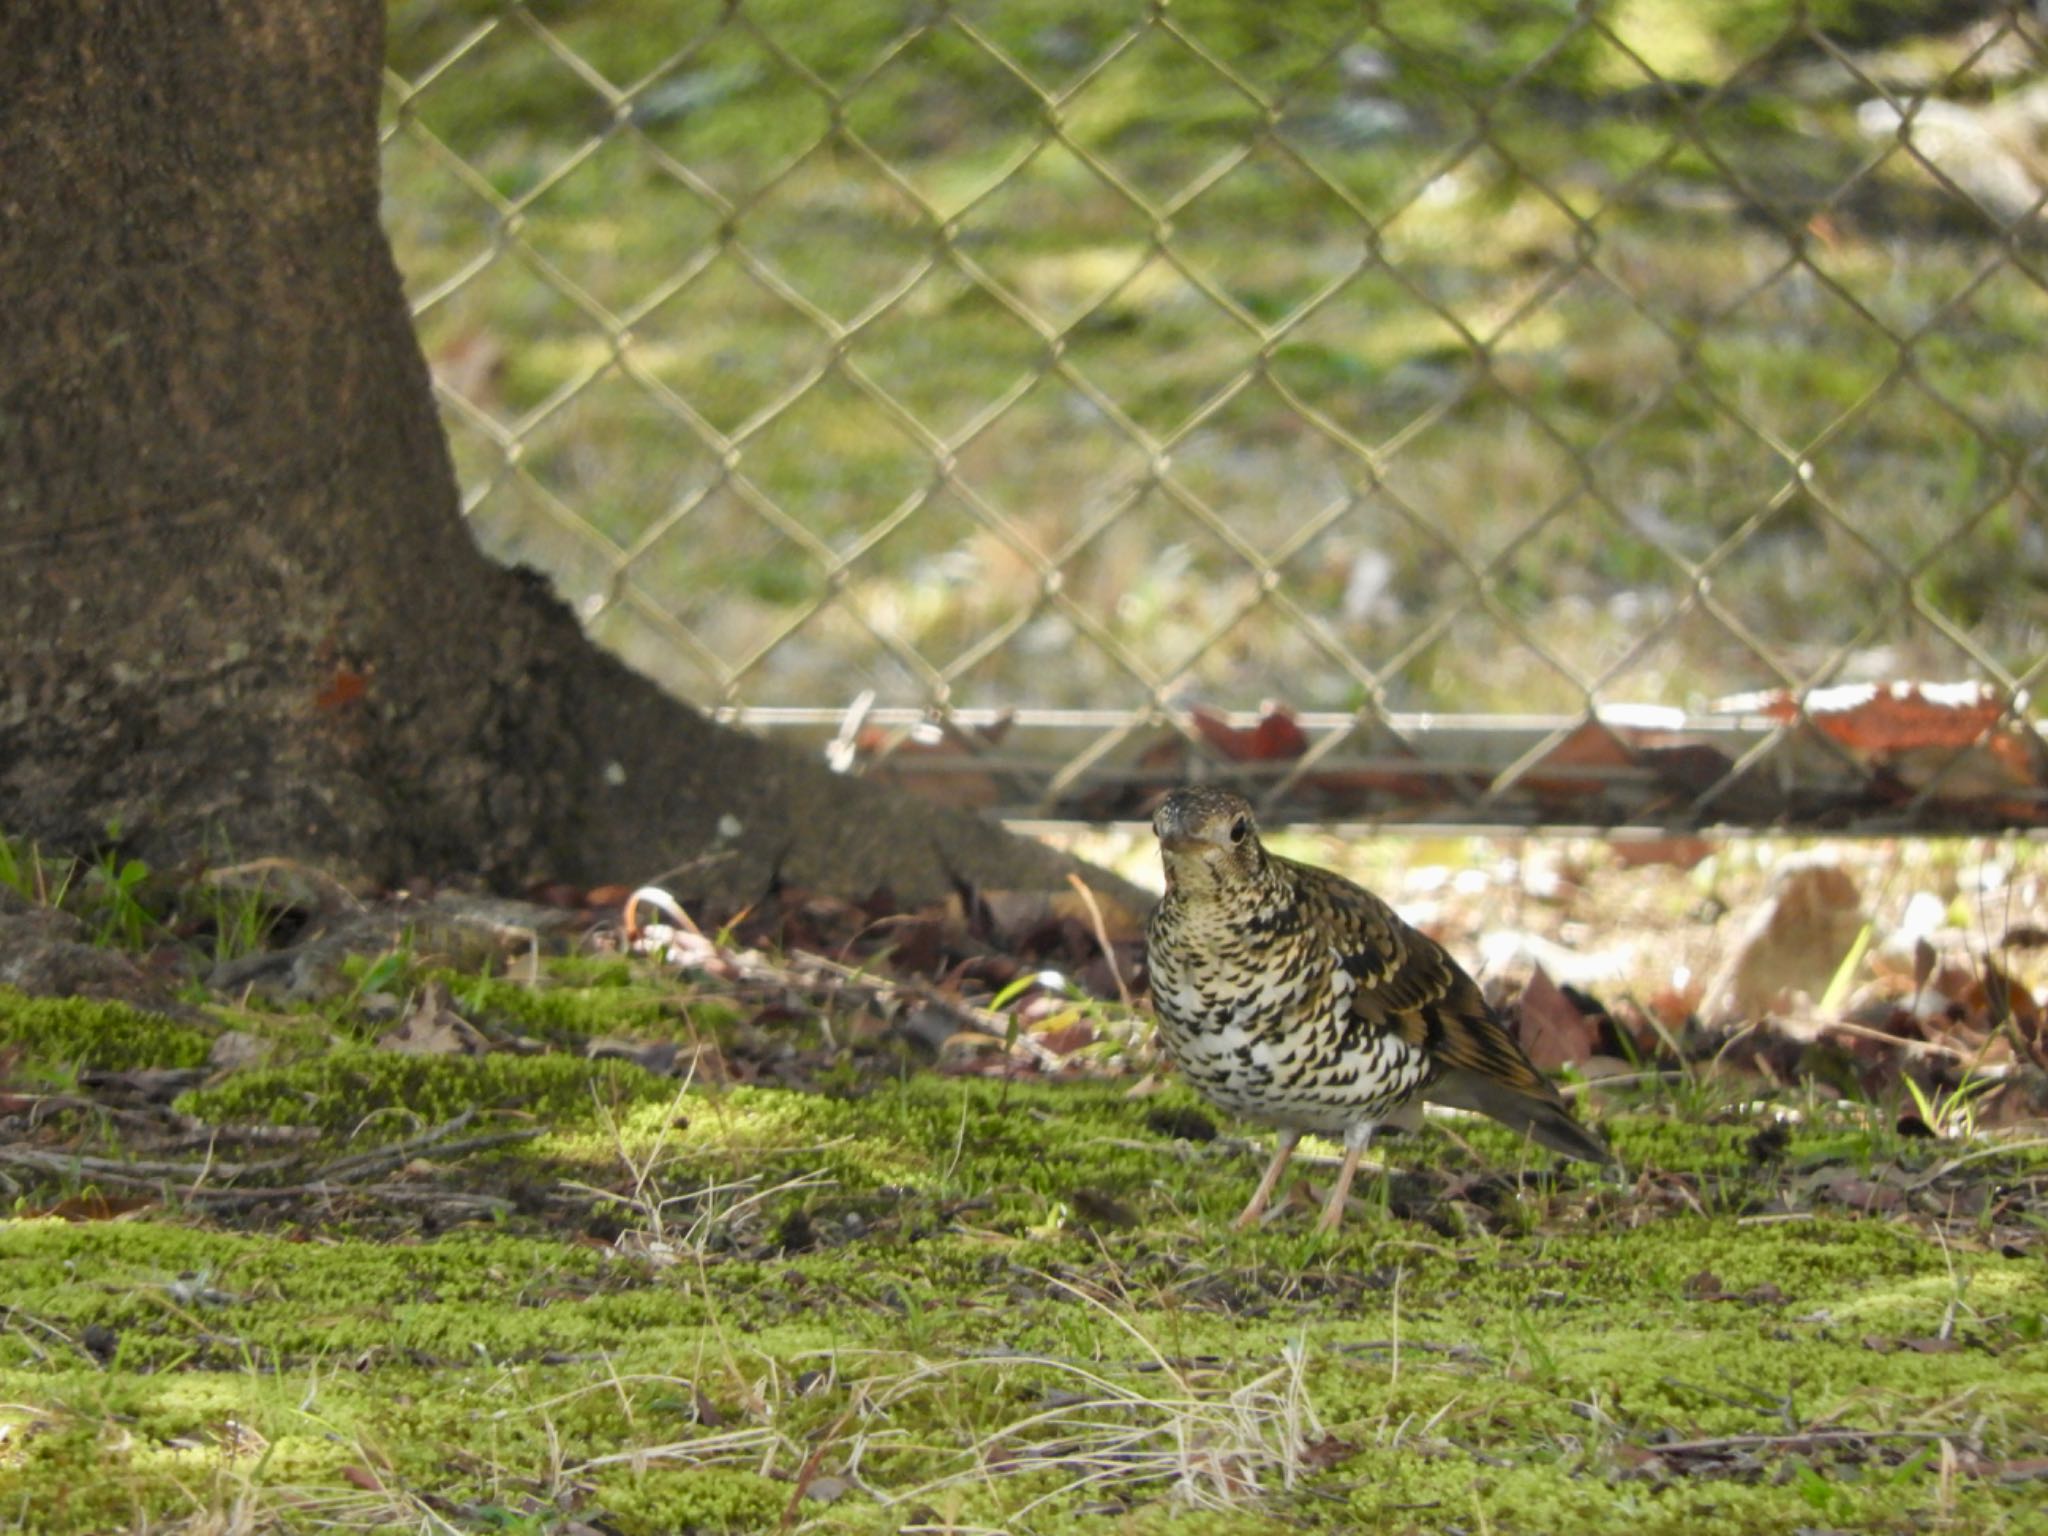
[0,992,215,1074]
[382,0,2048,715]
[4,968,2046,1534]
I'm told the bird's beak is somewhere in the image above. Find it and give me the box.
[1152,798,1217,858]
[1152,798,1196,853]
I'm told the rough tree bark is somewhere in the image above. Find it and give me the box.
[0,2,1145,915]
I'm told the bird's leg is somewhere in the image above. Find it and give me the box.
[1231,1128,1302,1231]
[1315,1123,1376,1234]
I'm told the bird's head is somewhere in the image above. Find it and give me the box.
[1151,786,1268,895]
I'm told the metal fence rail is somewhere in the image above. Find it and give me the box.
[380,0,2048,828]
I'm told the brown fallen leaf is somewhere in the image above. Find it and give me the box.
[1189,701,1310,763]
[1031,1017,1097,1057]
[377,981,489,1056]
[1300,1433,1359,1471]
[1899,1336,1961,1354]
[28,1193,157,1222]
[1520,720,1637,802]
[1714,681,2041,799]
[1606,835,1717,871]
[1515,963,1600,1071]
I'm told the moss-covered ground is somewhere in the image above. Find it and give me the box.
[4,964,2046,1536]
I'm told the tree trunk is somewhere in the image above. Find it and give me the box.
[0,1,1147,918]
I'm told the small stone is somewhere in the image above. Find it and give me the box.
[1701,852,1863,1022]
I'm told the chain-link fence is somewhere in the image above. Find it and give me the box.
[380,0,2048,829]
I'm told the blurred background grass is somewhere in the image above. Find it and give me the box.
[380,0,2048,721]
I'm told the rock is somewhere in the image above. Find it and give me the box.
[1701,853,1864,1022]
[1857,88,2048,226]
[0,904,180,1007]
[208,1030,275,1071]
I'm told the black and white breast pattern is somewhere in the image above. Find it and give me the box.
[1149,905,1432,1136]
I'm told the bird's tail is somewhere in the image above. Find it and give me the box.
[1424,1068,1617,1166]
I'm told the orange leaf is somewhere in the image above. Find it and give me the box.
[1717,681,2009,757]
[1521,721,1636,801]
[1189,702,1309,763]
[314,667,369,712]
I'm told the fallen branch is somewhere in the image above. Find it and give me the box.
[1644,1428,1953,1457]
[0,1122,543,1200]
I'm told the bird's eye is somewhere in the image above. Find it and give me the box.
[1228,814,1249,845]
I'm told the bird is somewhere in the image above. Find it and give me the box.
[1145,786,1614,1233]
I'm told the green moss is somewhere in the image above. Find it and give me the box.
[11,1062,2048,1535]
[172,1043,673,1131]
[596,1467,789,1535]
[436,970,738,1048]
[0,989,213,1072]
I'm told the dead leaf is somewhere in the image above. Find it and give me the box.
[1521,721,1637,802]
[1607,835,1717,871]
[30,1193,156,1222]
[1900,1335,1961,1354]
[1713,681,2041,800]
[314,666,370,713]
[377,982,488,1056]
[1189,701,1309,762]
[1720,681,2008,755]
[1516,964,1600,1070]
[1300,1434,1359,1471]
[1031,1016,1097,1057]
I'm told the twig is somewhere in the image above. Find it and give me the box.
[1066,873,1133,1011]
[0,1120,540,1200]
[0,1147,270,1180]
[1646,1428,1950,1457]
[1904,1136,2048,1192]
[185,1183,518,1212]
[1,1093,167,1126]
[319,1109,478,1179]
[314,1121,557,1186]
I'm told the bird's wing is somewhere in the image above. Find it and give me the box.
[1295,859,1560,1104]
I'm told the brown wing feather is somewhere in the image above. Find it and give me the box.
[1286,857,1465,1015]
[1292,857,1565,1104]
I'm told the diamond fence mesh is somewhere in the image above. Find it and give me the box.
[381,0,2048,829]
